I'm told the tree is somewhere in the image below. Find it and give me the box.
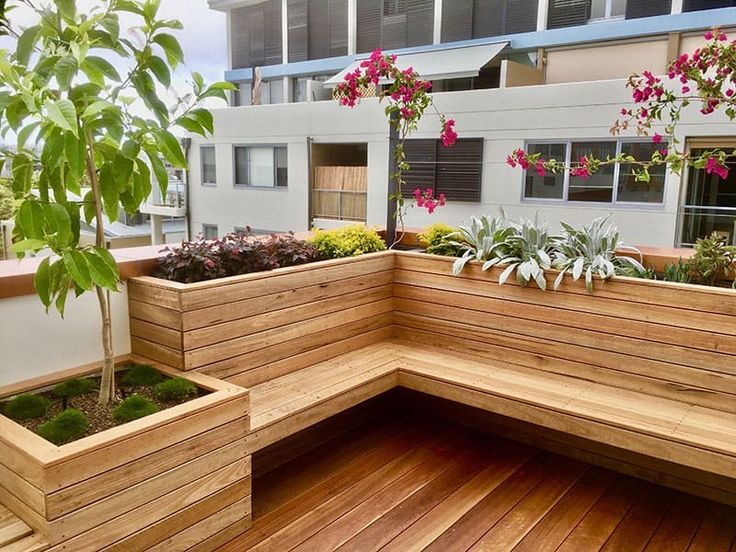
[0,0,232,404]
[507,28,735,184]
[334,50,455,246]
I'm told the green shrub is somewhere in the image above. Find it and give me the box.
[4,393,50,421]
[663,258,692,283]
[121,364,164,387]
[154,377,198,402]
[37,409,88,446]
[692,232,736,286]
[309,225,386,259]
[418,223,463,257]
[113,395,160,424]
[52,378,96,400]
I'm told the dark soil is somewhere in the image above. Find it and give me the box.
[1,370,208,444]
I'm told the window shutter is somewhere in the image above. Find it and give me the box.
[625,0,671,18]
[381,13,408,49]
[547,0,590,29]
[683,0,735,10]
[505,0,538,34]
[405,0,434,47]
[401,139,484,202]
[309,0,330,59]
[476,0,507,37]
[249,10,266,66]
[263,0,283,65]
[436,138,483,202]
[357,0,382,53]
[329,0,349,56]
[231,7,252,69]
[441,0,473,42]
[288,0,308,62]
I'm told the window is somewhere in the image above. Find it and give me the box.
[523,140,666,205]
[230,0,283,69]
[683,0,735,11]
[401,138,484,202]
[548,0,671,28]
[201,146,216,186]
[441,0,538,43]
[357,0,433,53]
[234,146,288,188]
[202,224,218,240]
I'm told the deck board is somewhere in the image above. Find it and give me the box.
[224,417,736,552]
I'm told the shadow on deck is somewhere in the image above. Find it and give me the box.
[223,394,736,552]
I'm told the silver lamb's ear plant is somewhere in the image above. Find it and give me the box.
[492,214,556,290]
[450,211,513,275]
[552,216,645,292]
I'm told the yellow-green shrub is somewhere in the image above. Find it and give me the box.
[418,223,463,257]
[309,225,387,259]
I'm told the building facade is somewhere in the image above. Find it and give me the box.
[191,0,736,248]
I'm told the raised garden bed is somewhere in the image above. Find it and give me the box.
[0,361,250,550]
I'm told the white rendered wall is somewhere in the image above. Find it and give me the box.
[0,287,131,387]
[188,78,735,247]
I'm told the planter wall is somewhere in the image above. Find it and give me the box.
[393,251,736,415]
[0,365,250,551]
[128,252,395,387]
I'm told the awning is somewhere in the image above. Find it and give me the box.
[324,42,509,87]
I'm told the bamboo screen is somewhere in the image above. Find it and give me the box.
[312,166,368,222]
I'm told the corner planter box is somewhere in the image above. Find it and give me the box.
[392,251,736,414]
[127,251,395,387]
[0,364,250,551]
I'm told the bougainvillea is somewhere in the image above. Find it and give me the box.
[334,49,455,245]
[507,28,736,183]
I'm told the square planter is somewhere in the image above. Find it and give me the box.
[127,251,395,387]
[0,363,250,551]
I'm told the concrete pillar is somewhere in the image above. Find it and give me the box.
[671,0,684,14]
[150,215,164,246]
[433,0,443,44]
[537,0,549,32]
[348,0,357,54]
[282,0,289,64]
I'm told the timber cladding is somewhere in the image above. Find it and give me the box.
[392,251,736,415]
[128,251,396,386]
[0,366,250,551]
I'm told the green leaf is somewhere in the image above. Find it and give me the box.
[83,56,121,82]
[133,159,152,204]
[18,200,45,239]
[56,0,77,21]
[55,274,70,316]
[155,130,186,168]
[63,249,92,291]
[121,139,140,160]
[144,147,168,194]
[99,164,119,221]
[16,25,40,66]
[189,108,214,134]
[82,190,96,224]
[16,121,40,149]
[43,203,73,246]
[92,246,120,280]
[34,257,52,309]
[146,55,171,87]
[10,238,47,254]
[45,99,78,136]
[55,56,78,91]
[176,115,205,137]
[82,99,115,119]
[113,154,134,192]
[115,0,144,15]
[64,131,86,183]
[85,249,118,290]
[11,154,33,194]
[152,33,183,68]
[100,13,120,42]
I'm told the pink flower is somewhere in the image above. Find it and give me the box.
[535,159,546,177]
[440,119,457,147]
[652,133,662,144]
[705,156,729,179]
[659,148,668,156]
[570,158,591,180]
[682,86,690,93]
[413,187,446,214]
[705,30,714,41]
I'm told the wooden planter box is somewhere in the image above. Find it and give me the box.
[393,251,736,414]
[0,364,250,551]
[127,252,395,387]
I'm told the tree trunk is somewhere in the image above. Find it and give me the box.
[85,129,116,405]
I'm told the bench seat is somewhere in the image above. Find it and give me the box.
[246,340,736,499]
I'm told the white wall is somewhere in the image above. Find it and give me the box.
[188,78,734,247]
[0,287,131,387]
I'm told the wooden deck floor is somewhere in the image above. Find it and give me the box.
[223,417,736,552]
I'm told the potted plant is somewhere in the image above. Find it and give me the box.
[0,0,249,548]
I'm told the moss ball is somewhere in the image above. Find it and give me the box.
[113,395,160,424]
[4,393,50,421]
[121,364,164,387]
[154,377,198,402]
[37,409,89,446]
[52,378,96,399]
